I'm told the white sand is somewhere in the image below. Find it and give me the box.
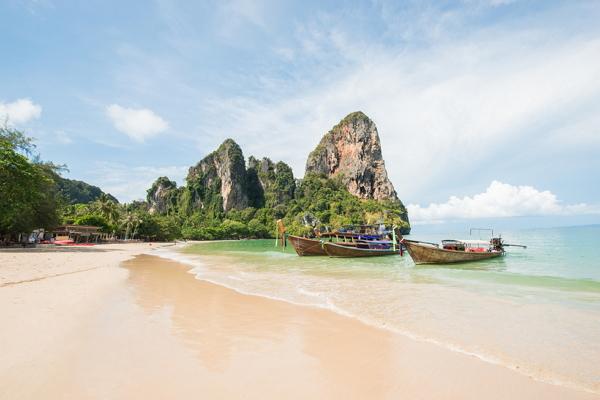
[0,245,598,399]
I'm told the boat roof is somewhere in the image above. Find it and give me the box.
[442,239,490,245]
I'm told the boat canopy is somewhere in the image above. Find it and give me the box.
[443,239,490,246]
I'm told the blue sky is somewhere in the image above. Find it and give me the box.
[1,0,599,225]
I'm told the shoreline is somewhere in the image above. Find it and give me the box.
[1,244,598,399]
[0,242,173,287]
[158,243,600,396]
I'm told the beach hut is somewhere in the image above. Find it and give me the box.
[52,225,102,243]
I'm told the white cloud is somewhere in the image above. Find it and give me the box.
[102,2,599,207]
[193,6,600,202]
[106,104,168,142]
[0,99,42,125]
[408,181,599,222]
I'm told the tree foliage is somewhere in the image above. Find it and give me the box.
[149,171,409,240]
[0,127,61,235]
[55,175,117,204]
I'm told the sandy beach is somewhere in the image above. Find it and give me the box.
[1,244,598,399]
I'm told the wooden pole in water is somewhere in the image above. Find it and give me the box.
[276,219,286,249]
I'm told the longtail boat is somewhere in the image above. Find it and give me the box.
[288,235,327,256]
[280,220,405,258]
[322,241,401,257]
[402,234,526,264]
[287,234,381,256]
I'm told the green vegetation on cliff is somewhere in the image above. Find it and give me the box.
[281,173,409,236]
[184,138,248,213]
[1,122,410,242]
[55,174,118,204]
[145,132,410,240]
[144,170,409,241]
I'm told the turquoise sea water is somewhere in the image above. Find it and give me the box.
[159,224,600,393]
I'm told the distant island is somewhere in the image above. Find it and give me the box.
[1,111,410,242]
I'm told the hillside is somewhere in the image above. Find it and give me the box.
[145,111,410,238]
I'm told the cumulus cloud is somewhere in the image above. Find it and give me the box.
[408,181,598,222]
[106,104,168,142]
[0,98,42,125]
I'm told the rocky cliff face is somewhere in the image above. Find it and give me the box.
[247,156,295,208]
[248,156,273,190]
[305,111,398,201]
[147,176,177,214]
[187,139,248,212]
[143,113,408,233]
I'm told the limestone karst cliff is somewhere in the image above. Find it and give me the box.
[305,111,398,201]
[144,113,409,234]
[186,139,249,212]
[247,156,296,208]
[147,176,178,214]
[179,140,295,213]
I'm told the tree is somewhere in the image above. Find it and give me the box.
[0,122,35,154]
[120,211,142,240]
[0,127,61,236]
[247,219,269,238]
[75,214,110,231]
[93,194,120,227]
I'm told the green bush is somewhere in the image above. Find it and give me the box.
[74,214,110,232]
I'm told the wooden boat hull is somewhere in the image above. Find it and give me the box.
[402,240,503,264]
[323,242,400,257]
[288,235,326,256]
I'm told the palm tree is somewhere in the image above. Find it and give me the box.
[121,212,134,240]
[121,211,142,240]
[106,203,120,227]
[94,194,116,221]
[132,216,143,239]
[94,194,121,238]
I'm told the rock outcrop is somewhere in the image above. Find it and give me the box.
[305,111,398,201]
[248,156,276,192]
[147,176,178,214]
[247,156,295,208]
[143,112,409,233]
[186,139,248,212]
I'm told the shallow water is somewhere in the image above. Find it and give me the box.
[159,225,600,393]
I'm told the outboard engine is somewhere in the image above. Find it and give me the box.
[491,237,504,252]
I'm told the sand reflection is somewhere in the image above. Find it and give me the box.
[122,254,396,398]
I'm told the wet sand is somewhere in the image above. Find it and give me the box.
[1,248,598,399]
